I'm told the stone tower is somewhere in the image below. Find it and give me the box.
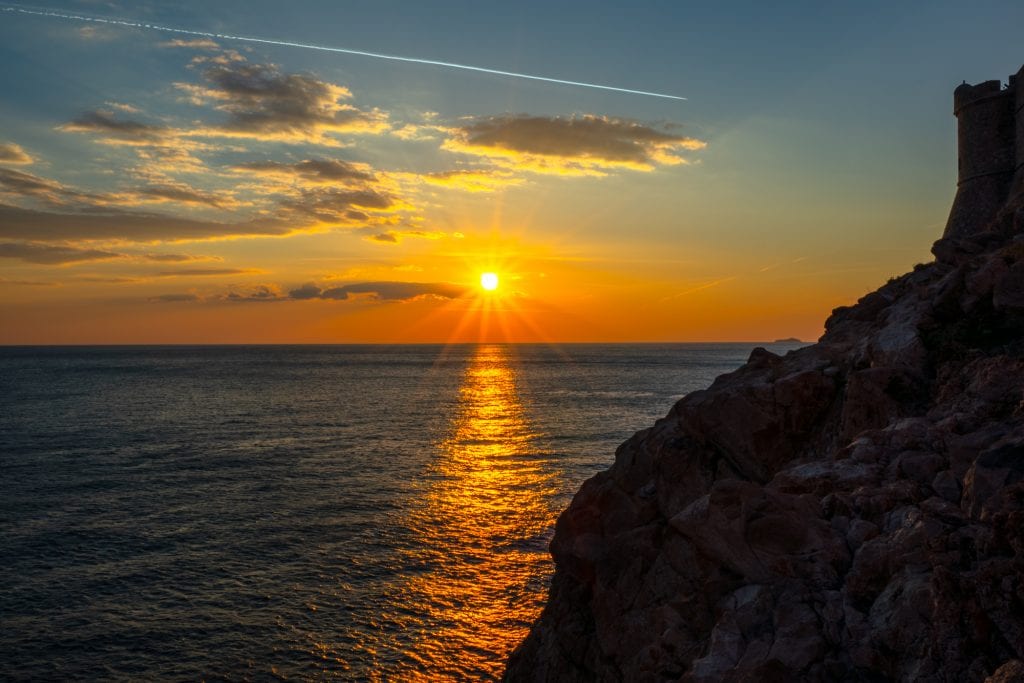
[1013,64,1024,202]
[942,70,1019,240]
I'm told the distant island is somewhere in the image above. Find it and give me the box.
[507,64,1024,682]
[772,337,803,343]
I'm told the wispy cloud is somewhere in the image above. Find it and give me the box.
[0,242,122,265]
[59,110,173,145]
[0,240,227,265]
[422,169,524,193]
[0,203,289,243]
[154,268,256,277]
[159,38,221,50]
[288,280,467,301]
[150,293,201,302]
[104,183,242,209]
[0,143,33,165]
[365,229,446,244]
[230,158,376,186]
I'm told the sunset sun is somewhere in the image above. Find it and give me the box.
[480,272,499,291]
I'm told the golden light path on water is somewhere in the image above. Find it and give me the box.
[389,345,558,680]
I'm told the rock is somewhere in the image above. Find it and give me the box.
[986,660,1024,683]
[506,66,1024,683]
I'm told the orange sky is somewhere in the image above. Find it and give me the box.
[3,2,1019,343]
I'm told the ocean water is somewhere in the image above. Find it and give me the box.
[0,342,802,680]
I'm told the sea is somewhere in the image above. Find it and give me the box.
[0,342,803,681]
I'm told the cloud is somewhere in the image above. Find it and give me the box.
[106,183,240,209]
[59,110,172,145]
[231,159,375,185]
[0,143,33,165]
[289,283,323,300]
[0,241,225,265]
[154,280,467,305]
[155,268,256,277]
[176,61,390,144]
[0,167,68,201]
[229,158,406,228]
[0,203,290,242]
[366,229,446,244]
[151,293,201,302]
[76,24,118,42]
[0,242,122,265]
[160,38,221,50]
[443,114,706,175]
[139,252,217,263]
[288,280,468,302]
[105,101,141,113]
[0,165,238,214]
[422,169,523,192]
[59,110,218,178]
[278,187,395,224]
[226,284,282,301]
[0,156,401,241]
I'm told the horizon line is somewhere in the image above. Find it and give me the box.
[0,340,810,347]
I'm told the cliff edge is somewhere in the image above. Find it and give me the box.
[506,67,1024,682]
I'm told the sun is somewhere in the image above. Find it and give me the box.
[480,272,499,291]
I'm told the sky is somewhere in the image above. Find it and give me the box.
[1,0,1022,344]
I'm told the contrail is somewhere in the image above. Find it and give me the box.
[2,4,687,101]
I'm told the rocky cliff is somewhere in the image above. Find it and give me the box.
[506,72,1024,682]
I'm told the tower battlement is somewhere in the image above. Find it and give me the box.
[943,65,1024,240]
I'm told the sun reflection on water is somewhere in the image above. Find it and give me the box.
[393,344,557,680]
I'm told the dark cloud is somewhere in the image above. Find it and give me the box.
[0,167,94,206]
[0,203,288,242]
[0,241,122,265]
[364,229,445,245]
[0,143,33,165]
[0,241,218,265]
[280,187,393,222]
[150,293,201,303]
[59,110,171,144]
[289,283,322,300]
[178,62,389,143]
[289,281,467,302]
[444,114,706,174]
[153,266,253,278]
[226,285,281,302]
[139,252,213,263]
[232,159,375,184]
[155,268,254,277]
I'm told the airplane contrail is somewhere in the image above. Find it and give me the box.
[2,4,687,101]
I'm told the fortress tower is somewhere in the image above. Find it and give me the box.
[1013,63,1024,201]
[942,71,1018,240]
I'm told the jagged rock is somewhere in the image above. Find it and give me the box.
[506,66,1024,683]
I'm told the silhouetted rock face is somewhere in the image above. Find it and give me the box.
[505,201,1024,680]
